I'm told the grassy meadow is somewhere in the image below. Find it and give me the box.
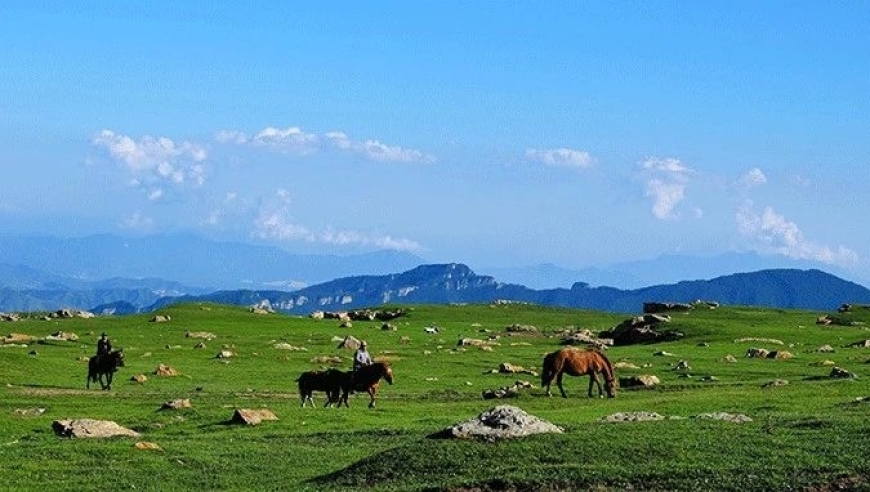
[1,302,870,491]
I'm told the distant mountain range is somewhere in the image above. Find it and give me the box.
[144,264,870,315]
[0,233,867,315]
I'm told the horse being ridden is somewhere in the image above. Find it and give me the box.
[336,361,394,408]
[87,349,125,390]
[541,348,616,398]
[296,369,344,408]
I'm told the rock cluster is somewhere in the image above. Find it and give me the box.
[431,405,563,441]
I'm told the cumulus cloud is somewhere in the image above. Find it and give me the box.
[92,130,208,198]
[217,126,435,163]
[738,167,767,189]
[639,157,694,220]
[525,148,594,169]
[324,131,436,163]
[736,200,858,266]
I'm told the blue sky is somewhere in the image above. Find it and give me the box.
[2,3,869,282]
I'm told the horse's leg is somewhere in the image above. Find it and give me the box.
[556,372,568,398]
[367,387,377,409]
[588,371,602,398]
[106,372,113,391]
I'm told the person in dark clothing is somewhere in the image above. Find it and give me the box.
[96,332,112,360]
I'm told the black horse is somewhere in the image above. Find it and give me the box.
[87,349,125,390]
[335,362,394,408]
[296,369,344,408]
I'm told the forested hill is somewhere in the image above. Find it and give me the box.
[148,264,870,314]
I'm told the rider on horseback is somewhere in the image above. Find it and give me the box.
[353,340,372,372]
[96,332,112,362]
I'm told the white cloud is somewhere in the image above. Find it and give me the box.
[525,148,594,169]
[92,130,208,195]
[639,157,694,220]
[147,188,164,201]
[218,126,435,163]
[736,200,858,266]
[739,167,767,189]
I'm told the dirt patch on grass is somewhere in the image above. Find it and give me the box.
[12,386,98,397]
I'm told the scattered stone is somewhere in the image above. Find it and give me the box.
[601,314,684,346]
[431,405,563,441]
[721,354,738,363]
[762,379,789,388]
[273,343,306,351]
[674,360,690,371]
[381,323,397,331]
[505,324,537,333]
[745,347,770,358]
[458,338,499,347]
[699,375,718,382]
[846,339,870,348]
[0,312,21,322]
[619,375,660,388]
[693,412,752,423]
[52,419,140,438]
[399,336,411,345]
[830,367,857,379]
[13,407,46,417]
[482,380,534,399]
[339,320,353,328]
[134,441,163,451]
[45,331,78,342]
[653,351,676,357]
[130,374,148,384]
[768,350,794,360]
[193,342,207,349]
[811,345,836,353]
[231,409,278,426]
[154,364,180,377]
[336,336,361,350]
[215,350,236,359]
[141,351,152,358]
[310,311,325,320]
[602,411,664,422]
[310,355,342,365]
[161,399,192,411]
[3,333,34,344]
[643,302,693,313]
[496,362,538,377]
[613,362,640,370]
[186,331,216,340]
[150,315,171,323]
[735,337,784,345]
[811,360,837,367]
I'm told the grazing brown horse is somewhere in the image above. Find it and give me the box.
[296,369,344,408]
[86,349,125,390]
[336,361,394,408]
[541,348,616,398]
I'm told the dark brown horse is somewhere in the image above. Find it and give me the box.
[336,361,394,408]
[541,348,616,398]
[86,349,125,390]
[296,369,344,408]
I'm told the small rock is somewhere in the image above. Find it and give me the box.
[231,409,278,426]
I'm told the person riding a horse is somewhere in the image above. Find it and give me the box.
[96,332,112,362]
[353,340,373,372]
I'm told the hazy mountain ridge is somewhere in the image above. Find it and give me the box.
[149,265,870,315]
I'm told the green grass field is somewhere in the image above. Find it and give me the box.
[2,302,870,491]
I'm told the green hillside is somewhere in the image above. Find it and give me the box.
[1,302,869,491]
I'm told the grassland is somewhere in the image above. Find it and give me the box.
[1,302,870,491]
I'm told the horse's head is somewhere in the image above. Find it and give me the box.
[115,350,125,367]
[380,362,394,385]
[604,376,616,398]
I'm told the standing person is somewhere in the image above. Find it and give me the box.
[96,332,112,361]
[353,340,373,372]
